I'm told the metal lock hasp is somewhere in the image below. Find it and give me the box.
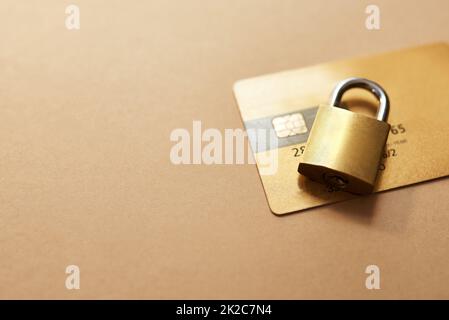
[297,77,391,194]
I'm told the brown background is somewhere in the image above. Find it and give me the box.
[1,0,449,299]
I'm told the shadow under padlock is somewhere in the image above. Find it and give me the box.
[296,155,379,224]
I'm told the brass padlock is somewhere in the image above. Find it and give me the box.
[297,78,390,194]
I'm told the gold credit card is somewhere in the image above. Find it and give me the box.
[233,43,449,215]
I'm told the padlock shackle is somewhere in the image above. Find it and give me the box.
[329,77,389,122]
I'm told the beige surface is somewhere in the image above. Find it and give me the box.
[1,0,449,299]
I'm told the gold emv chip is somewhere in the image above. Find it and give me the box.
[271,113,307,138]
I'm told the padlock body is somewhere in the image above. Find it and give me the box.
[298,105,390,194]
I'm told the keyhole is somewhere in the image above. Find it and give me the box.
[323,173,348,190]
